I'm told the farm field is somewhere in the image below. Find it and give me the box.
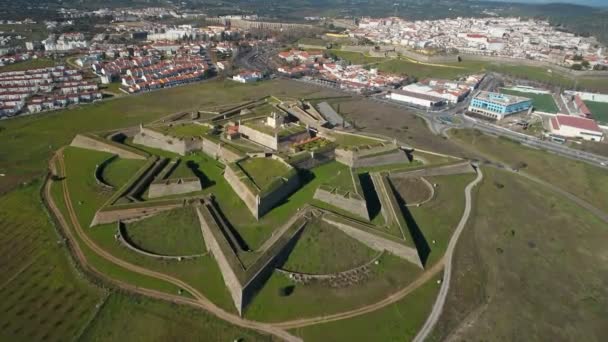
[584,100,608,125]
[449,129,608,213]
[281,218,378,274]
[0,179,104,342]
[429,167,608,341]
[122,208,205,256]
[245,253,423,322]
[501,89,559,113]
[81,294,273,341]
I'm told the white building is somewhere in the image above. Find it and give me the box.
[232,70,262,83]
[387,89,446,108]
[550,114,604,142]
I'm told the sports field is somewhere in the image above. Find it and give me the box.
[501,89,559,113]
[584,100,608,125]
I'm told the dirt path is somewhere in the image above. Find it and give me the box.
[272,258,445,329]
[45,149,301,342]
[413,168,484,342]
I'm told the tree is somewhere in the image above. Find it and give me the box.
[581,60,590,68]
[571,64,583,71]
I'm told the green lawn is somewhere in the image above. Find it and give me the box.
[238,157,291,190]
[164,123,210,138]
[102,158,146,188]
[323,164,356,192]
[501,89,559,113]
[245,253,423,321]
[0,180,104,342]
[80,293,273,342]
[165,159,195,179]
[290,273,442,342]
[429,167,608,341]
[281,218,377,274]
[123,208,205,256]
[584,100,608,125]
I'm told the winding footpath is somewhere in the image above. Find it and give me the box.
[45,149,302,342]
[413,167,484,342]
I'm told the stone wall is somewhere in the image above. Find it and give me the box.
[224,157,301,219]
[195,206,245,314]
[134,127,242,162]
[336,147,408,168]
[148,178,202,198]
[288,149,336,170]
[323,216,423,269]
[313,187,369,220]
[238,124,278,150]
[370,172,407,240]
[71,134,146,160]
[91,202,185,226]
[223,164,260,218]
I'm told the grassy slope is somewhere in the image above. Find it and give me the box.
[123,207,205,256]
[102,158,146,188]
[281,218,378,274]
[239,157,290,189]
[429,167,608,341]
[449,129,608,213]
[290,273,443,342]
[0,58,55,72]
[245,253,422,322]
[80,293,274,342]
[0,180,103,342]
[0,79,340,194]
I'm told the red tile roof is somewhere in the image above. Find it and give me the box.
[555,114,601,133]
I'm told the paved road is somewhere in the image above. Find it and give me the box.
[45,150,302,342]
[413,168,484,342]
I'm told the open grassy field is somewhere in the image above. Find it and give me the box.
[449,129,608,213]
[245,253,423,321]
[102,158,146,188]
[501,89,559,113]
[0,180,104,342]
[281,218,377,274]
[0,58,55,72]
[290,273,442,341]
[329,50,384,65]
[80,293,274,342]
[0,79,343,194]
[239,157,291,190]
[323,164,356,192]
[123,208,205,256]
[584,100,608,125]
[378,58,486,80]
[429,167,608,341]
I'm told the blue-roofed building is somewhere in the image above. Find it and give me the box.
[468,91,532,120]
